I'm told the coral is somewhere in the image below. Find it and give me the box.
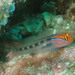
[41,0,56,14]
[50,14,75,39]
[63,2,75,21]
[2,11,75,42]
[23,15,44,33]
[6,27,22,41]
[55,0,71,14]
[4,14,44,41]
[0,0,15,29]
[59,45,75,61]
[0,45,75,75]
[41,12,75,39]
[42,12,54,27]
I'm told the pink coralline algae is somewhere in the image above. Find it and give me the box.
[59,46,75,61]
[0,0,15,29]
[0,45,75,75]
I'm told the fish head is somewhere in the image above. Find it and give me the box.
[63,33,73,44]
[51,33,73,47]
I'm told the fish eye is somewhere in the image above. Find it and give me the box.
[63,36,68,41]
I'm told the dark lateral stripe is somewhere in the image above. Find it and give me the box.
[15,47,19,51]
[29,45,33,48]
[16,47,27,51]
[24,47,28,50]
[35,43,39,46]
[40,40,44,43]
[16,40,46,51]
[19,48,22,51]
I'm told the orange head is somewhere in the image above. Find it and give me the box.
[51,33,73,47]
[59,33,73,44]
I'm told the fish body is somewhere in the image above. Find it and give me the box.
[12,33,73,55]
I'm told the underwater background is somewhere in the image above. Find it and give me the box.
[0,0,75,75]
